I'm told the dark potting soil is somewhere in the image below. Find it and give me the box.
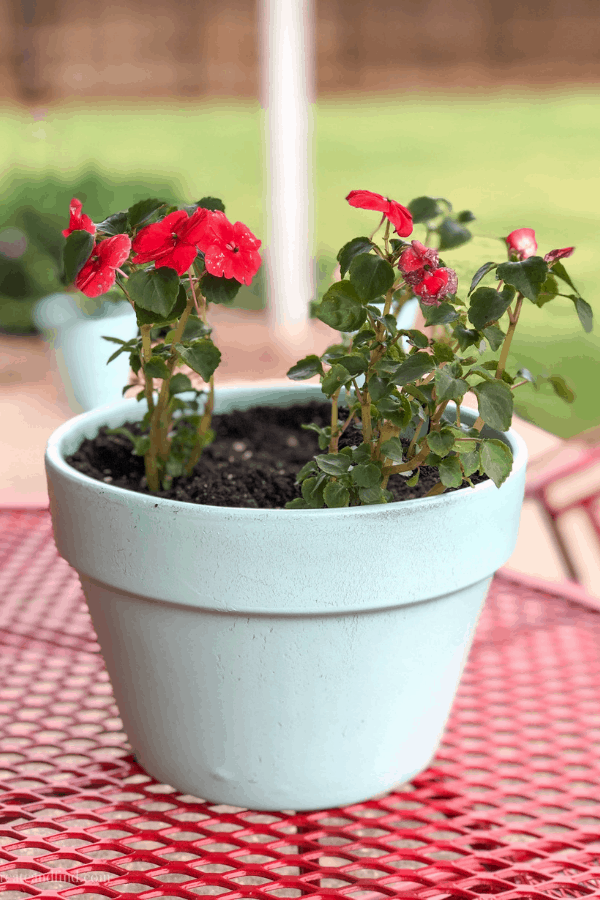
[66,402,488,509]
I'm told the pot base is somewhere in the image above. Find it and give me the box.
[80,572,491,811]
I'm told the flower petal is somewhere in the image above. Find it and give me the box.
[346,190,388,213]
[544,246,575,265]
[155,242,198,276]
[98,234,132,268]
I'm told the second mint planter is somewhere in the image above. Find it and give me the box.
[33,292,138,412]
[45,384,527,812]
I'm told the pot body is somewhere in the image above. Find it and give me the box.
[45,384,527,810]
[34,293,137,412]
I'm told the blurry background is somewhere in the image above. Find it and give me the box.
[1,0,599,437]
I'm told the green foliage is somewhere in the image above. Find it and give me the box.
[176,339,221,382]
[128,268,180,318]
[337,237,374,278]
[468,285,515,330]
[201,273,242,305]
[348,253,395,303]
[317,282,367,332]
[496,257,548,303]
[62,230,94,285]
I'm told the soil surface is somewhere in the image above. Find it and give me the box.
[66,402,488,509]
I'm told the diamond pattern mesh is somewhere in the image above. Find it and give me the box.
[1,510,600,899]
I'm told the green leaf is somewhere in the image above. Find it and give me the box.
[479,439,513,488]
[129,267,180,318]
[548,374,575,403]
[438,454,463,488]
[337,236,374,278]
[128,199,166,230]
[482,324,505,351]
[287,354,324,380]
[469,262,497,295]
[496,257,548,303]
[367,375,392,402]
[135,282,187,327]
[390,351,435,386]
[427,430,455,457]
[201,272,242,305]
[315,453,352,476]
[285,497,309,509]
[197,196,226,213]
[407,196,441,224]
[573,296,593,333]
[352,462,382,488]
[552,260,578,294]
[473,379,513,431]
[96,211,129,236]
[422,302,459,326]
[323,481,350,508]
[516,367,535,384]
[468,285,515,330]
[402,329,429,349]
[358,485,388,505]
[322,363,351,397]
[432,341,455,364]
[143,355,170,379]
[63,230,94,284]
[437,217,471,251]
[301,475,326,508]
[375,393,413,428]
[349,253,395,303]
[169,373,193,395]
[330,354,369,376]
[460,450,481,478]
[534,274,560,308]
[406,471,419,487]
[380,436,405,463]
[175,339,221,381]
[453,324,480,352]
[180,313,212,341]
[317,281,366,332]
[457,210,476,224]
[352,443,372,464]
[434,366,469,403]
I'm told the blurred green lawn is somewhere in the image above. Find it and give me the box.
[1,90,598,437]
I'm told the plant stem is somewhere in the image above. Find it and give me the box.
[383,441,430,476]
[140,324,155,414]
[329,390,341,453]
[144,293,195,491]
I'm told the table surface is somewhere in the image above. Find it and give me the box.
[2,509,600,900]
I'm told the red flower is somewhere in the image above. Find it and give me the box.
[398,240,439,283]
[132,208,209,276]
[62,198,96,238]
[346,190,413,237]
[544,246,575,265]
[505,228,537,261]
[413,267,458,306]
[197,211,261,286]
[75,235,132,298]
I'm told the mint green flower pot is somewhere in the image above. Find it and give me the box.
[34,292,137,412]
[45,384,527,811]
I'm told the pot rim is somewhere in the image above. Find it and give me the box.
[45,382,528,518]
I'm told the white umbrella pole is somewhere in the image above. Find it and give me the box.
[259,0,315,339]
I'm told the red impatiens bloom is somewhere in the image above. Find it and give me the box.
[544,246,575,265]
[505,228,537,261]
[132,208,209,276]
[62,198,96,238]
[346,190,413,237]
[75,235,132,298]
[197,211,261,286]
[398,240,439,284]
[412,267,458,307]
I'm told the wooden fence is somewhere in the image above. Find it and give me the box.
[2,0,600,102]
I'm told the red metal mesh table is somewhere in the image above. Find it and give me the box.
[2,509,600,900]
